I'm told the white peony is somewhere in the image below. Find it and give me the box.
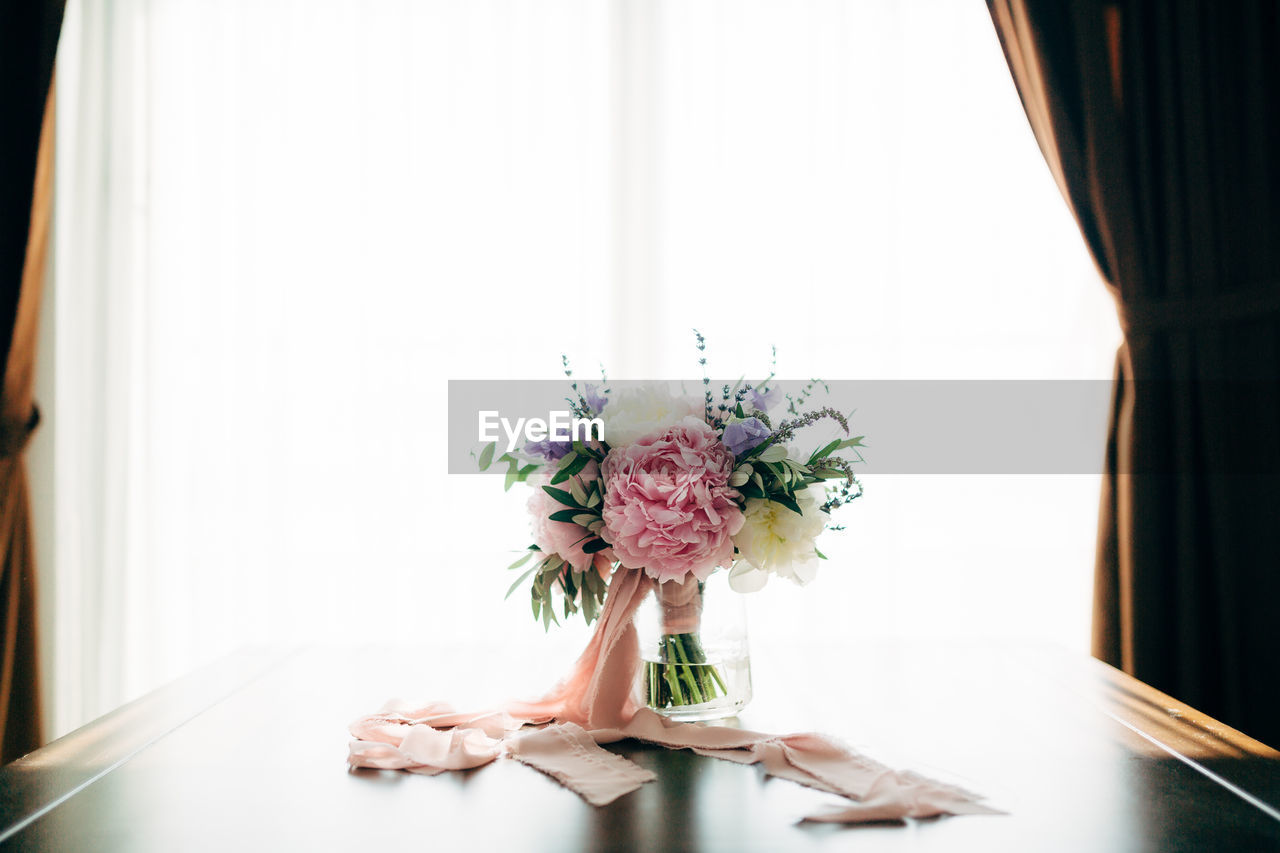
[601,385,703,448]
[728,487,828,593]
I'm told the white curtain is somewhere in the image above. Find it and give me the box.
[43,0,1118,737]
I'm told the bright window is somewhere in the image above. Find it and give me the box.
[45,0,1120,737]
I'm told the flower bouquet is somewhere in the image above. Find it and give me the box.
[477,335,864,719]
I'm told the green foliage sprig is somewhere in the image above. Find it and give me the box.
[504,546,610,631]
[729,415,865,519]
[475,441,539,491]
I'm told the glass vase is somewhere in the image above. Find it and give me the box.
[636,570,752,722]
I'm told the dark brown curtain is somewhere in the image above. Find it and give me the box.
[988,0,1280,745]
[1,0,65,763]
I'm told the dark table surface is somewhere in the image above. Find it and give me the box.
[1,641,1278,851]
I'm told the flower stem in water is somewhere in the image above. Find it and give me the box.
[647,632,726,710]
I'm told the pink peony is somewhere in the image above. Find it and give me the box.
[600,416,744,584]
[528,463,613,578]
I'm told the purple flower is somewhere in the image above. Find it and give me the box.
[748,386,779,413]
[584,383,609,413]
[722,417,771,458]
[525,438,573,461]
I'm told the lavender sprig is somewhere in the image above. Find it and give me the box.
[771,406,850,444]
[693,329,713,425]
[757,345,777,395]
[785,378,828,416]
[716,384,732,424]
[562,353,591,417]
[809,454,858,486]
[822,476,864,513]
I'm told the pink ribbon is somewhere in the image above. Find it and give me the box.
[347,568,1003,822]
[655,576,703,634]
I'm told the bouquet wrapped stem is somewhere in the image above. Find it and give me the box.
[643,578,727,710]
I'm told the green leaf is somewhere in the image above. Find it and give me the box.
[505,565,538,599]
[507,551,535,570]
[477,442,497,471]
[757,444,788,463]
[742,437,778,459]
[761,460,787,484]
[770,493,804,515]
[810,440,841,464]
[814,547,828,560]
[837,436,865,449]
[548,508,582,523]
[572,439,604,460]
[582,538,610,554]
[545,450,576,484]
[572,513,598,527]
[542,485,581,508]
[550,451,590,485]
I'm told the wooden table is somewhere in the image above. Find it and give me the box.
[1,642,1278,851]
